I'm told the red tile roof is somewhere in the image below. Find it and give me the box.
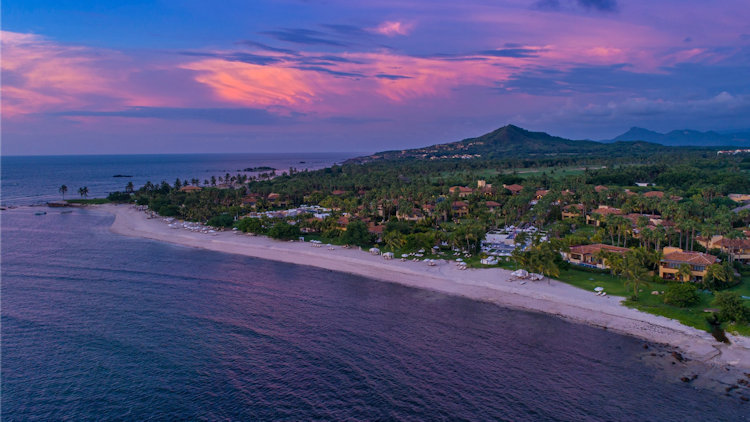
[662,251,717,266]
[643,191,664,198]
[569,243,629,255]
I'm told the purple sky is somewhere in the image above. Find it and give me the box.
[2,0,750,155]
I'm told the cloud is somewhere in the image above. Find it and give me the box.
[49,106,291,125]
[178,51,283,66]
[478,48,541,58]
[0,31,163,117]
[534,0,618,13]
[375,73,412,80]
[261,28,347,46]
[370,21,414,37]
[237,40,299,55]
[292,66,365,78]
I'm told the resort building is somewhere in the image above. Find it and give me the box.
[485,201,501,212]
[729,194,750,203]
[586,205,623,226]
[481,225,547,256]
[503,184,524,195]
[477,180,495,195]
[449,186,473,197]
[179,185,202,193]
[712,237,750,263]
[658,247,718,282]
[561,204,583,220]
[561,244,629,270]
[451,201,469,218]
[396,208,426,222]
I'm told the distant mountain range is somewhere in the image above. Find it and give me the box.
[347,125,676,163]
[608,127,750,147]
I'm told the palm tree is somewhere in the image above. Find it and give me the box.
[78,186,89,198]
[59,184,68,200]
[622,254,650,301]
[125,181,134,193]
[677,263,692,282]
[384,231,405,251]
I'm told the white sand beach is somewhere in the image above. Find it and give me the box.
[103,204,750,372]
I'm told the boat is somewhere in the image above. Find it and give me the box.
[35,211,47,216]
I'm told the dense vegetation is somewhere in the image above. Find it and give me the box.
[98,125,750,335]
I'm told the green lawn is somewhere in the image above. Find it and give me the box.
[556,267,750,335]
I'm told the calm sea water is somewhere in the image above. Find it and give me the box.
[1,155,748,420]
[0,153,353,206]
[2,208,748,420]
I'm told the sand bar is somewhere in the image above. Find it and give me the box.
[102,204,750,371]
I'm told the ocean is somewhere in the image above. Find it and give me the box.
[0,153,353,206]
[1,155,748,420]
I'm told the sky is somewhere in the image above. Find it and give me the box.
[2,0,750,155]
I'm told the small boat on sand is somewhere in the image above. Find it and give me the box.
[35,211,47,216]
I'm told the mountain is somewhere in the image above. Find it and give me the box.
[346,124,670,163]
[609,127,750,147]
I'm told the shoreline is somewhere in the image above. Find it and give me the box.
[100,204,750,374]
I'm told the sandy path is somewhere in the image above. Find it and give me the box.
[102,204,750,371]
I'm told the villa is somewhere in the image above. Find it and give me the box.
[452,201,469,218]
[658,247,717,282]
[562,204,583,220]
[503,184,524,195]
[449,186,473,197]
[562,244,629,270]
[712,237,750,263]
[179,185,202,193]
[586,205,623,226]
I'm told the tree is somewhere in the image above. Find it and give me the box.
[618,251,650,301]
[384,230,405,251]
[663,283,700,307]
[59,184,68,200]
[342,220,373,247]
[78,186,89,198]
[713,292,749,323]
[125,181,135,193]
[677,263,692,282]
[703,262,737,290]
[267,221,301,240]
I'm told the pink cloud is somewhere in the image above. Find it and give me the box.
[370,21,414,37]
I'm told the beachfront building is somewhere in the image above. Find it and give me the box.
[562,244,629,270]
[658,247,718,282]
[481,225,547,256]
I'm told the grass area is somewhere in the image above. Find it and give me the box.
[556,267,750,335]
[556,267,631,297]
[67,198,111,204]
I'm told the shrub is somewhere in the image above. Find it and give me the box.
[235,217,265,234]
[207,214,234,228]
[267,221,301,240]
[107,191,132,202]
[713,292,750,323]
[663,283,700,307]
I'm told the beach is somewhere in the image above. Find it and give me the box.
[103,204,750,373]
